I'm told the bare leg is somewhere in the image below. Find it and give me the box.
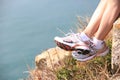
[83,0,107,38]
[95,0,120,40]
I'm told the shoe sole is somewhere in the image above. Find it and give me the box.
[55,40,75,51]
[72,48,109,62]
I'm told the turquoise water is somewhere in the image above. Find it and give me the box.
[0,0,99,80]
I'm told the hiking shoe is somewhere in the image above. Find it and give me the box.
[54,33,90,52]
[72,41,109,61]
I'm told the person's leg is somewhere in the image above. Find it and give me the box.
[54,0,108,51]
[83,0,107,38]
[95,0,120,40]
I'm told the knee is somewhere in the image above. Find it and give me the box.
[107,0,120,13]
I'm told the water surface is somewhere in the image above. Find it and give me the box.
[0,0,99,80]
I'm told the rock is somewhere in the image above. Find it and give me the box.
[112,17,120,69]
[35,47,71,70]
[28,47,71,80]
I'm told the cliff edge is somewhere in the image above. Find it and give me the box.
[27,17,120,80]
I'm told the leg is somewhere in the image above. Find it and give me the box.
[83,0,107,38]
[54,0,120,61]
[95,0,120,40]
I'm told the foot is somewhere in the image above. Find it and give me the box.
[72,41,109,61]
[54,33,90,52]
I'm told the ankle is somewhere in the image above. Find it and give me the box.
[80,32,92,42]
[93,37,104,49]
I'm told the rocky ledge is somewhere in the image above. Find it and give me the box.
[35,47,71,70]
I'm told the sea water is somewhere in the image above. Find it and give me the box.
[0,0,99,80]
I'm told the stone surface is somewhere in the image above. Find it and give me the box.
[29,47,71,80]
[35,47,71,70]
[112,17,120,69]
